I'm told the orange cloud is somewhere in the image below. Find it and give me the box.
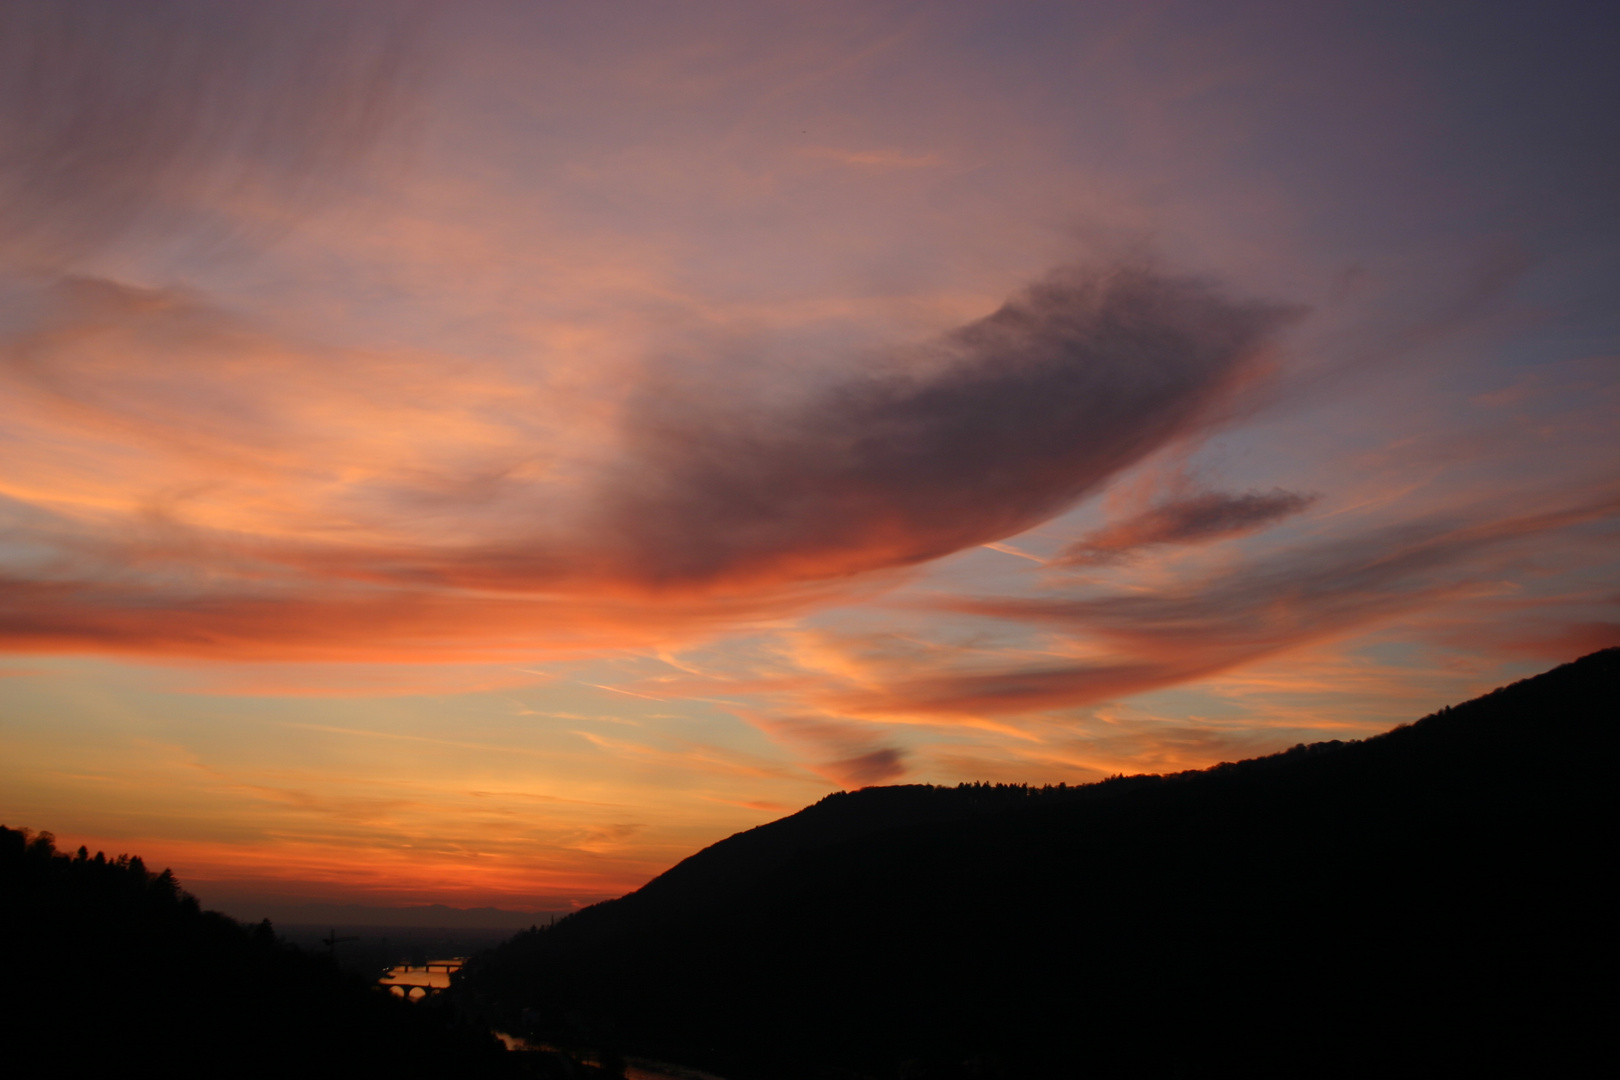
[0,263,1291,659]
[631,494,1620,727]
[843,497,1620,717]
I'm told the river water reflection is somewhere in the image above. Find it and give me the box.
[381,962,724,1078]
[377,958,461,999]
[493,1034,728,1080]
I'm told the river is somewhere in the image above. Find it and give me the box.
[379,961,725,1078]
[492,1033,728,1080]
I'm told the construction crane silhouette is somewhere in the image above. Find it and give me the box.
[320,928,359,956]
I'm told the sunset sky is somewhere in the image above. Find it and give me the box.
[3,1,1617,920]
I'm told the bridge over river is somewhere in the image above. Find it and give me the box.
[378,959,463,999]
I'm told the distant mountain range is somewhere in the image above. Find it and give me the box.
[224,900,569,930]
[457,649,1617,1079]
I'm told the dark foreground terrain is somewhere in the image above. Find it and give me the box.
[4,651,1612,1076]
[0,826,543,1076]
[456,649,1617,1078]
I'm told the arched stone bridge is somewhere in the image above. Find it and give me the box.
[388,983,443,999]
[379,959,463,1000]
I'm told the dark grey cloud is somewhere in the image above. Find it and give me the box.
[1056,488,1317,565]
[597,264,1296,589]
[823,747,908,787]
[0,0,423,266]
[741,712,910,789]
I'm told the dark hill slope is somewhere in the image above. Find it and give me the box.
[555,781,1061,945]
[0,828,529,1076]
[459,649,1619,1079]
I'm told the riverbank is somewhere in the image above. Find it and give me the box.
[493,1031,727,1080]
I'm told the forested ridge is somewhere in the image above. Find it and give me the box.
[456,648,1618,1079]
[0,825,527,1075]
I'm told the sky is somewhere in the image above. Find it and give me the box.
[2,0,1618,921]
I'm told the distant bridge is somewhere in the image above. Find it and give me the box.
[387,982,443,998]
[379,959,463,999]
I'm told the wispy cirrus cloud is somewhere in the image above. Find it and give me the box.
[1055,488,1317,565]
[798,146,946,171]
[0,0,424,267]
[776,495,1620,720]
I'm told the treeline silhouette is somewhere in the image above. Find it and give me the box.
[455,649,1617,1079]
[0,828,567,1075]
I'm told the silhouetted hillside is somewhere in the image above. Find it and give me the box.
[457,649,1618,1079]
[0,828,533,1076]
